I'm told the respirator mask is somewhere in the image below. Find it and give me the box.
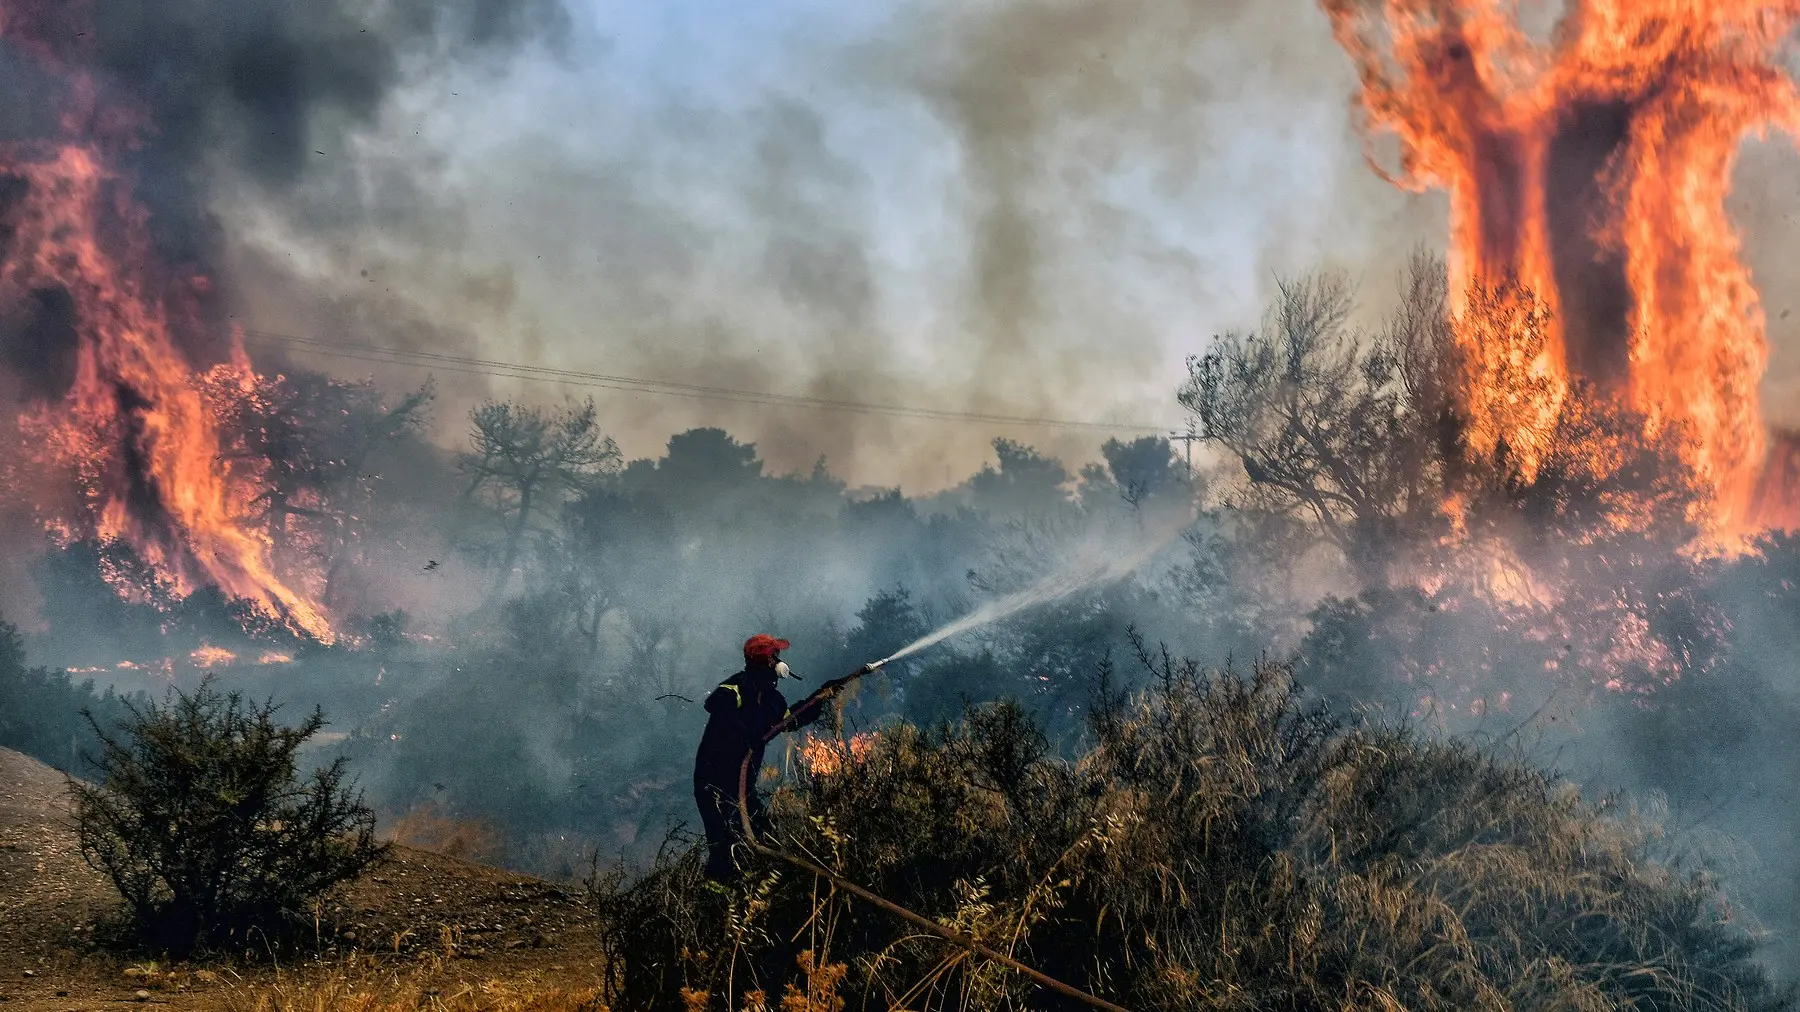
[774,660,799,680]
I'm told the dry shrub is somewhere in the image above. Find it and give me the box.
[384,803,508,865]
[598,647,1794,1012]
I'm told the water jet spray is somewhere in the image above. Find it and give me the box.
[785,514,1189,717]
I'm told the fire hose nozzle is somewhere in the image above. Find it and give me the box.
[860,658,889,674]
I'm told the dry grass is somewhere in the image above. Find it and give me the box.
[217,953,608,1012]
[382,803,510,866]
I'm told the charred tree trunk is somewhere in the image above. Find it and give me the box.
[487,475,538,604]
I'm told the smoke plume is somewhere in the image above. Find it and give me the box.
[195,0,1446,489]
[81,0,567,250]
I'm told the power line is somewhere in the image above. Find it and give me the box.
[238,328,1177,435]
[245,328,1169,432]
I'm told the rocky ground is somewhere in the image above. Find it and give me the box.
[0,748,611,1012]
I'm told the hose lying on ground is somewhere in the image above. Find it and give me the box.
[733,669,1132,1012]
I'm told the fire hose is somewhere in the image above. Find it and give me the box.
[733,663,1131,1012]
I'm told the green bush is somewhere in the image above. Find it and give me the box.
[70,678,387,955]
[599,649,1792,1012]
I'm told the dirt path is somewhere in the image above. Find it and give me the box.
[0,747,124,1008]
[0,748,611,1011]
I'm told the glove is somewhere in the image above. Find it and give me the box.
[818,676,851,696]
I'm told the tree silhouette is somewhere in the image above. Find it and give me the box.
[460,397,619,601]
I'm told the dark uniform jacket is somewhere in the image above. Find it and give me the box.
[693,665,823,790]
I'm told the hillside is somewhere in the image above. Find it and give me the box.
[0,748,610,1011]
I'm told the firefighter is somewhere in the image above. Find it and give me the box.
[693,634,845,884]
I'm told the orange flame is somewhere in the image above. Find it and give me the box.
[799,733,876,777]
[189,644,238,669]
[1756,430,1800,530]
[0,14,333,640]
[1325,0,1800,535]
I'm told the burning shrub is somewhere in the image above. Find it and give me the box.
[69,678,387,955]
[597,650,1791,1012]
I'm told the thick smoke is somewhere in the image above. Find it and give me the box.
[198,0,1446,490]
[1732,138,1800,430]
[11,0,1788,485]
[83,0,568,256]
[911,0,1361,393]
[0,0,570,410]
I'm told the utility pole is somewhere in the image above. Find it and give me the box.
[1168,422,1202,481]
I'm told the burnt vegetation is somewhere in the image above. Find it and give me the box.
[3,253,1800,999]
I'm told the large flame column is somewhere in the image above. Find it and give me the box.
[1325,0,1800,534]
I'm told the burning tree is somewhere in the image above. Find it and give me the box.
[1184,252,1720,706]
[1323,0,1800,536]
[0,147,335,639]
[0,8,354,641]
[205,370,433,611]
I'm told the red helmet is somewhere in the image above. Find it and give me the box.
[743,634,790,665]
